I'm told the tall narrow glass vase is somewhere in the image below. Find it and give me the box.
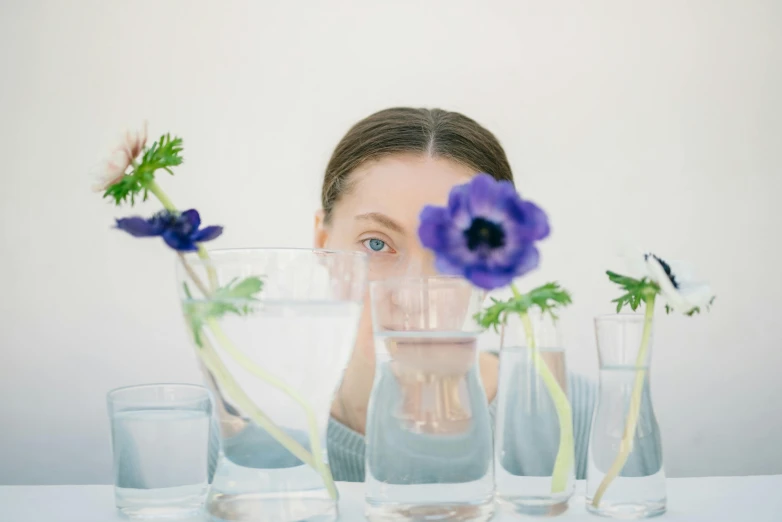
[586,314,666,519]
[494,311,575,515]
[176,248,367,522]
[364,276,494,522]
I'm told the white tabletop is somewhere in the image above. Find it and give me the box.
[1,476,780,521]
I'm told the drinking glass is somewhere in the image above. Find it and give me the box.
[107,383,212,518]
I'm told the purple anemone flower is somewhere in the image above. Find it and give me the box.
[418,173,550,290]
[115,209,223,252]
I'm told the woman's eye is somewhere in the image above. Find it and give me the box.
[363,238,389,252]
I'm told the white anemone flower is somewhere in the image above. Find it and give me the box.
[643,253,714,315]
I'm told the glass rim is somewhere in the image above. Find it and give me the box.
[179,247,368,266]
[107,383,210,403]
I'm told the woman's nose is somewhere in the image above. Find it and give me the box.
[399,247,438,278]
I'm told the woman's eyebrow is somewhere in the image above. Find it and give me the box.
[354,212,405,235]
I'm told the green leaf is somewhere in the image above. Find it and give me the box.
[606,270,640,287]
[104,175,144,206]
[474,281,573,331]
[137,134,183,176]
[525,282,573,318]
[214,276,263,301]
[606,270,659,312]
[182,276,264,347]
[475,298,507,332]
[102,133,184,207]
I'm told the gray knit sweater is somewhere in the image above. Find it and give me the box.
[327,373,598,482]
[184,372,660,487]
[120,374,593,489]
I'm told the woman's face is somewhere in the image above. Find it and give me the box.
[314,154,474,362]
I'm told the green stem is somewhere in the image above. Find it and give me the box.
[591,294,656,508]
[147,180,337,500]
[518,308,574,494]
[510,283,574,492]
[147,180,176,211]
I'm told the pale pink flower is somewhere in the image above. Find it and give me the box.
[92,121,148,192]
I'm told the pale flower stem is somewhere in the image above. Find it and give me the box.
[591,294,656,507]
[146,180,177,211]
[148,182,337,500]
[177,253,209,297]
[519,310,574,494]
[205,317,339,501]
[196,333,318,469]
[196,245,219,291]
[185,261,335,496]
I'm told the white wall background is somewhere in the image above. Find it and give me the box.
[1,0,780,485]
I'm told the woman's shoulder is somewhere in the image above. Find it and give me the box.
[327,369,597,482]
[327,413,367,482]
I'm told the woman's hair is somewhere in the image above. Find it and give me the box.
[321,107,514,222]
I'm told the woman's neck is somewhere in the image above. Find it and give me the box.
[330,350,374,434]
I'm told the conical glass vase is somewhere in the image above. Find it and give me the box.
[175,248,367,522]
[494,311,575,515]
[586,314,666,519]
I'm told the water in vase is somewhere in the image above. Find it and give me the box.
[365,331,494,522]
[586,365,666,519]
[195,299,362,522]
[494,345,574,515]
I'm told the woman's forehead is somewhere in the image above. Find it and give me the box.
[337,154,474,222]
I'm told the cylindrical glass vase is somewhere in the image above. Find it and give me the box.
[176,248,367,522]
[494,311,575,515]
[586,314,666,519]
[364,276,494,522]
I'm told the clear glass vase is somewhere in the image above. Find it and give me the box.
[586,314,666,519]
[175,248,367,522]
[494,311,575,515]
[364,276,494,522]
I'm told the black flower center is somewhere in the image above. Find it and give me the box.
[646,253,678,289]
[172,215,195,235]
[149,210,195,237]
[464,217,505,251]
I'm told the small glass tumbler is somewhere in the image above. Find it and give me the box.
[365,276,494,522]
[107,383,213,518]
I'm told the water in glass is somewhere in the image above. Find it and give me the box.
[108,384,212,518]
